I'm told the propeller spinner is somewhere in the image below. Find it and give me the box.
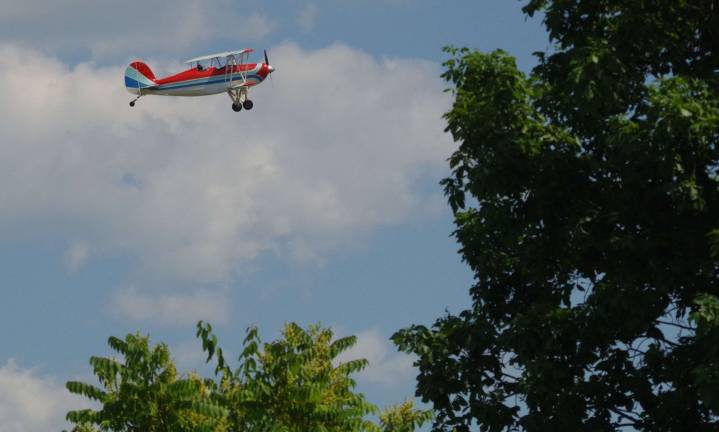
[264,50,275,74]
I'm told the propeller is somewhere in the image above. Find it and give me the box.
[264,49,275,86]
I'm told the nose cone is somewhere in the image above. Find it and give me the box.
[267,64,275,74]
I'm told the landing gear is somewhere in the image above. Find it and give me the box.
[129,94,142,107]
[227,87,254,112]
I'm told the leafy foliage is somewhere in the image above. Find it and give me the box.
[197,321,379,432]
[394,1,719,431]
[65,333,228,432]
[68,323,430,432]
[376,400,433,432]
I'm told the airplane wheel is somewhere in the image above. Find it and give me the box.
[129,101,135,107]
[232,103,242,112]
[243,99,253,110]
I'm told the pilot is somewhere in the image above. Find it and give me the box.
[196,63,204,71]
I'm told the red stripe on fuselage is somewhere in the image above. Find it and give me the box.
[155,63,261,85]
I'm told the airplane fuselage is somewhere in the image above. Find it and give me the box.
[126,62,272,97]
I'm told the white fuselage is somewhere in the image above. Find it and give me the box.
[127,63,265,97]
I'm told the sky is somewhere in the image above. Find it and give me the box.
[0,1,548,430]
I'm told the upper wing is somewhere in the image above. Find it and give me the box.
[184,49,254,64]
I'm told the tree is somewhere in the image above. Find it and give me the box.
[65,333,228,432]
[197,321,378,432]
[393,1,719,430]
[67,323,431,432]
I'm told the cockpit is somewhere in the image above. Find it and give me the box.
[194,58,226,72]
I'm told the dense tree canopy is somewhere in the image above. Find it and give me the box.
[65,333,227,432]
[394,1,719,431]
[196,321,379,432]
[66,323,432,432]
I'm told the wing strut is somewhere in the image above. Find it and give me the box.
[225,50,251,111]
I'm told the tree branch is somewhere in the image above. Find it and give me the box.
[657,320,695,332]
[609,407,641,425]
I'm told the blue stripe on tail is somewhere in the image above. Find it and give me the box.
[124,76,155,89]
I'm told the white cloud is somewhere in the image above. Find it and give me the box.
[296,3,319,33]
[64,240,90,272]
[336,329,416,388]
[0,360,85,432]
[0,41,451,285]
[0,0,274,59]
[112,288,230,326]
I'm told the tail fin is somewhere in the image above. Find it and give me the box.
[125,61,158,93]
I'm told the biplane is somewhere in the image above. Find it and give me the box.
[124,49,275,112]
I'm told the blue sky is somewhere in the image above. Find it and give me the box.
[0,1,547,429]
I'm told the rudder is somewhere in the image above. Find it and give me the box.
[125,61,157,93]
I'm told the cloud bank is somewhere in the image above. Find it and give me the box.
[0,360,84,432]
[0,42,451,286]
[336,329,415,388]
[0,0,274,59]
[112,288,230,326]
